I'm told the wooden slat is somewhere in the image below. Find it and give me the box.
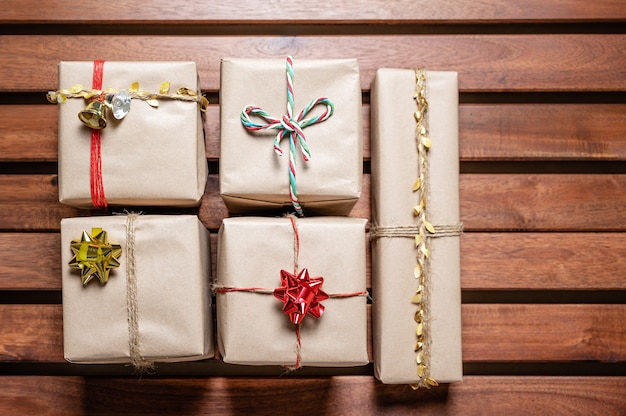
[0,175,81,231]
[460,104,626,161]
[1,35,625,92]
[4,104,626,163]
[0,376,625,415]
[1,304,624,363]
[4,232,626,291]
[2,174,626,231]
[461,233,626,290]
[2,0,625,23]
[459,173,626,231]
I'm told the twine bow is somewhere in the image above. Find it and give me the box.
[240,56,334,216]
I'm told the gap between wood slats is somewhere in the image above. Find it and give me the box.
[2,23,626,36]
[2,290,626,305]
[1,362,626,378]
[1,304,624,363]
[1,35,625,92]
[0,376,624,415]
[3,232,626,291]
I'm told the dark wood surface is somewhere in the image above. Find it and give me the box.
[1,1,625,414]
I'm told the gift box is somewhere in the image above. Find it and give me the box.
[216,216,369,367]
[219,57,362,216]
[61,215,213,365]
[371,69,463,385]
[55,61,207,208]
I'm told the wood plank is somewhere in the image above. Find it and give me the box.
[2,174,626,232]
[459,173,626,231]
[1,35,625,92]
[461,233,626,290]
[1,304,624,363]
[4,104,626,163]
[2,0,625,23]
[3,232,626,291]
[0,376,625,415]
[460,104,626,161]
[0,175,82,231]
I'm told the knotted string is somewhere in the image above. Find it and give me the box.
[90,60,107,209]
[240,56,334,216]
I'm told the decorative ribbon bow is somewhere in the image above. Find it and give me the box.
[240,56,334,216]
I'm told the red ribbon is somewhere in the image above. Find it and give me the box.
[90,60,107,208]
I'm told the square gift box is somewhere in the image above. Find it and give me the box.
[61,215,213,364]
[55,61,207,208]
[216,216,369,367]
[370,69,463,385]
[219,57,363,216]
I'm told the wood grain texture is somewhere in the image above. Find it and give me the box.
[459,104,626,161]
[1,35,625,92]
[1,304,624,363]
[459,174,626,231]
[0,376,624,415]
[461,233,626,290]
[2,0,625,23]
[3,232,626,291]
[4,104,626,163]
[2,174,626,232]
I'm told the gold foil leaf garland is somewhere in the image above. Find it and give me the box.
[409,69,438,390]
[69,228,122,285]
[47,81,209,130]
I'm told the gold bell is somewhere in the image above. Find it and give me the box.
[78,100,107,130]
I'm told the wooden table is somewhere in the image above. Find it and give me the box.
[1,1,625,414]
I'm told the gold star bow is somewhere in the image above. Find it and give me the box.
[69,228,122,285]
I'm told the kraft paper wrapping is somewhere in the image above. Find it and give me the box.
[57,61,207,207]
[61,215,213,364]
[219,58,362,215]
[216,217,369,366]
[371,69,462,384]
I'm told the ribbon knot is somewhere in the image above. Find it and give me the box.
[240,56,334,215]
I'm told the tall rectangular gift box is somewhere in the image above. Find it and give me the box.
[220,57,362,216]
[371,69,463,386]
[55,61,207,208]
[216,217,369,367]
[61,215,213,365]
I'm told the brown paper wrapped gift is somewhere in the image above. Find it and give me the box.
[61,215,213,364]
[216,217,369,367]
[220,57,362,215]
[56,61,207,208]
[371,69,463,384]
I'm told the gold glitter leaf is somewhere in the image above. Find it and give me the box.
[413,264,422,279]
[425,377,439,387]
[412,178,422,192]
[159,81,170,94]
[416,323,423,336]
[411,293,422,304]
[424,220,435,234]
[414,234,422,247]
[417,363,426,377]
[69,85,84,93]
[422,136,432,148]
[130,82,139,92]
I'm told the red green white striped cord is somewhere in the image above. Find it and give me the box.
[240,56,334,216]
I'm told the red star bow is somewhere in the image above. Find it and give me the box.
[273,268,329,325]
